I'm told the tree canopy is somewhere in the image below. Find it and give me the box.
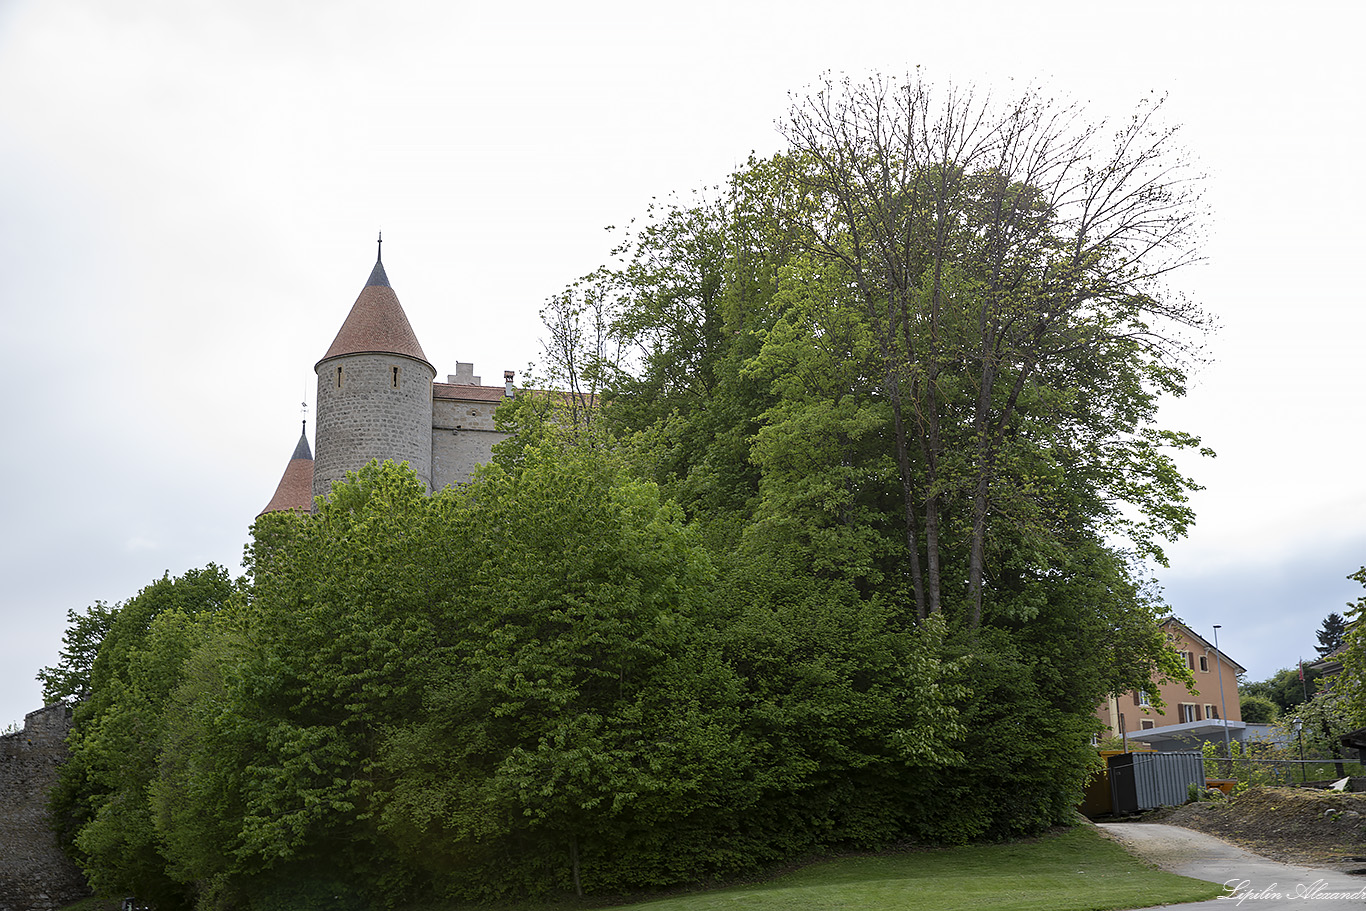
[1337,567,1366,729]
[1240,666,1318,714]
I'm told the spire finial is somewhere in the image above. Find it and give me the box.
[377,231,383,263]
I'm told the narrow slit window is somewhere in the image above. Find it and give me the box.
[392,365,400,388]
[337,365,343,388]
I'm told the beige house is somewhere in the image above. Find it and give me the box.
[1096,618,1244,745]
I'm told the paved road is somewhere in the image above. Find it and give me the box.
[1098,822,1366,909]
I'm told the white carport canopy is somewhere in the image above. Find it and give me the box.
[1128,719,1245,746]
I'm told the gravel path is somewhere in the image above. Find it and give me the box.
[1098,822,1366,909]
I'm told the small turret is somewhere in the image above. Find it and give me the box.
[258,422,315,517]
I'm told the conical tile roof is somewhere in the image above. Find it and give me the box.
[316,253,431,368]
[258,428,315,517]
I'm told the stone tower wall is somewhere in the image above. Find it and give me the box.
[0,705,90,911]
[314,352,437,499]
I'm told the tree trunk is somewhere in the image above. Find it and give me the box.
[885,372,928,619]
[570,834,582,897]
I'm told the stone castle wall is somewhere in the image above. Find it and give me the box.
[314,352,438,498]
[431,396,506,488]
[0,705,90,911]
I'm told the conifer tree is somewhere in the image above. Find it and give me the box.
[1316,611,1348,657]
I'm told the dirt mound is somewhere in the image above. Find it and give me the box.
[1158,786,1366,869]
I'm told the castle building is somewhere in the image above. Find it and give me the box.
[260,243,514,516]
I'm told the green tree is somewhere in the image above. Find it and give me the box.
[374,442,966,897]
[532,77,1210,862]
[1280,688,1356,777]
[1336,566,1366,728]
[220,461,440,902]
[49,565,235,909]
[146,453,970,905]
[37,601,117,705]
[1240,666,1319,714]
[592,161,815,545]
[1316,611,1348,658]
[1240,693,1279,724]
[375,445,741,897]
[779,73,1211,626]
[142,462,462,907]
[146,616,252,904]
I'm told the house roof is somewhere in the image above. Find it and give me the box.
[258,428,314,517]
[317,254,431,369]
[1163,618,1247,674]
[433,382,509,403]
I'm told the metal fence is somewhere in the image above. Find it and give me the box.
[1201,755,1365,786]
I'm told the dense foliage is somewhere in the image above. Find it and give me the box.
[1238,693,1279,724]
[1337,566,1366,728]
[1240,665,1321,714]
[48,75,1211,910]
[48,566,237,909]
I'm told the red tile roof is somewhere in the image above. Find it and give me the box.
[258,431,314,517]
[317,261,431,368]
[433,382,508,402]
[258,457,314,517]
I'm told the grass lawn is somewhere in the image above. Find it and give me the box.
[597,824,1221,911]
[62,823,1223,911]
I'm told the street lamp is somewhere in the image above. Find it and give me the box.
[1293,718,1306,783]
[1212,625,1232,761]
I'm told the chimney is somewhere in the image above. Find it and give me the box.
[504,370,515,397]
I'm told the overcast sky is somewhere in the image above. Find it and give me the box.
[2,0,1363,729]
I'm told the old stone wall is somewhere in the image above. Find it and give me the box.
[431,427,507,488]
[431,395,505,488]
[0,705,90,911]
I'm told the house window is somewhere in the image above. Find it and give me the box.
[1180,650,1194,669]
[1206,704,1219,720]
[1199,655,1209,672]
[1138,690,1151,707]
[1180,704,1197,723]
[1141,719,1155,730]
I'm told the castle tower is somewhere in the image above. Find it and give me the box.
[258,422,315,517]
[313,242,437,500]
